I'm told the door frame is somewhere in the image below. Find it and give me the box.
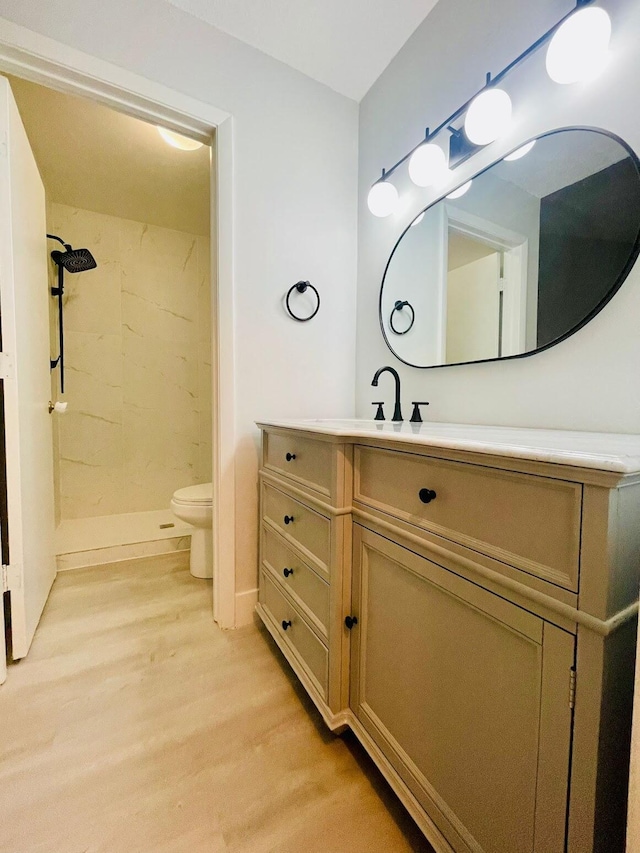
[0,19,237,628]
[444,206,529,358]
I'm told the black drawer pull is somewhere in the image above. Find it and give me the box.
[284,515,295,525]
[345,615,358,630]
[283,567,294,578]
[281,620,292,631]
[419,488,437,504]
[286,452,296,461]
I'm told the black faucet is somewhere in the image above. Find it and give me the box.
[371,366,403,422]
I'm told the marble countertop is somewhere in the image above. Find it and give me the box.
[256,418,640,474]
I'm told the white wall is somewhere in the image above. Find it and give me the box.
[356,0,640,435]
[0,0,359,601]
[381,204,445,367]
[48,203,212,520]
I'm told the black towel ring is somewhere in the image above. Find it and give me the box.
[286,281,320,322]
[389,300,415,335]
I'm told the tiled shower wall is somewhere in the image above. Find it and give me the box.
[48,203,212,520]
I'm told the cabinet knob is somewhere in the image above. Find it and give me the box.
[286,452,296,461]
[284,515,295,525]
[281,620,292,631]
[418,488,437,504]
[283,567,294,578]
[344,615,358,630]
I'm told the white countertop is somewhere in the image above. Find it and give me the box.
[257,419,640,474]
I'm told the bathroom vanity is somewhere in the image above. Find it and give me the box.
[255,419,640,853]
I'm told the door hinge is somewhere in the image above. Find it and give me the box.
[569,667,577,710]
[2,563,19,593]
[0,352,12,381]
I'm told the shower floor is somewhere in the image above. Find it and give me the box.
[55,508,193,571]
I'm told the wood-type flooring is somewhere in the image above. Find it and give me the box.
[0,552,433,852]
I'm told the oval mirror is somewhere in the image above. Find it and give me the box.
[379,128,640,368]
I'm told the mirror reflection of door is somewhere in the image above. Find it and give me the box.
[380,129,640,369]
[445,222,528,364]
[446,230,502,363]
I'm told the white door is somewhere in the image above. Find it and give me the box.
[0,76,56,661]
[446,251,501,363]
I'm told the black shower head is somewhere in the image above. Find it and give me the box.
[50,247,97,273]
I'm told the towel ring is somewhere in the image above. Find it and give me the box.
[389,300,415,335]
[286,281,320,322]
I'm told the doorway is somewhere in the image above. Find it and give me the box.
[0,34,236,631]
[444,209,529,364]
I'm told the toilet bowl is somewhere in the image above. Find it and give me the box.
[170,483,213,578]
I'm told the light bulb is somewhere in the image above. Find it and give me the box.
[411,212,425,227]
[157,126,204,151]
[546,7,611,84]
[367,180,399,217]
[464,88,512,146]
[504,140,536,161]
[447,180,472,199]
[408,143,448,187]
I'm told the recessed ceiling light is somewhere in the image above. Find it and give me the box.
[157,126,204,151]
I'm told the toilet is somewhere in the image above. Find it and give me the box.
[170,483,213,579]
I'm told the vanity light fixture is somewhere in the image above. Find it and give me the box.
[446,180,473,199]
[157,126,204,151]
[463,88,512,146]
[367,174,400,217]
[408,141,449,187]
[504,140,536,161]
[546,6,611,84]
[367,0,611,216]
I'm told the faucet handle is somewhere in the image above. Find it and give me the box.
[410,401,429,423]
[372,402,385,421]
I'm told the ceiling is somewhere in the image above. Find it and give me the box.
[494,131,627,201]
[5,74,211,236]
[166,0,441,101]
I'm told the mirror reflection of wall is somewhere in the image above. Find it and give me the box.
[380,129,640,369]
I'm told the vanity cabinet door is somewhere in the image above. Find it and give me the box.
[350,525,574,853]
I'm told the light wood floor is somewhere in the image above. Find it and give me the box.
[0,553,433,852]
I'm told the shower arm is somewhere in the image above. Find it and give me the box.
[46,233,71,250]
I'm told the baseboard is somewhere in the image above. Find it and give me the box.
[56,535,191,571]
[235,587,258,626]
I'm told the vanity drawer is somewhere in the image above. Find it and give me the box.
[264,430,333,498]
[355,446,581,591]
[262,525,330,637]
[262,483,331,576]
[261,572,328,698]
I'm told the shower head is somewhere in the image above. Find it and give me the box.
[50,247,97,273]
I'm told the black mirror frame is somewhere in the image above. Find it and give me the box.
[378,126,640,369]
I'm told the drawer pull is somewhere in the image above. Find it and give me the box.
[344,615,359,630]
[281,619,292,631]
[419,488,437,504]
[286,452,296,461]
[284,515,295,525]
[283,567,294,577]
